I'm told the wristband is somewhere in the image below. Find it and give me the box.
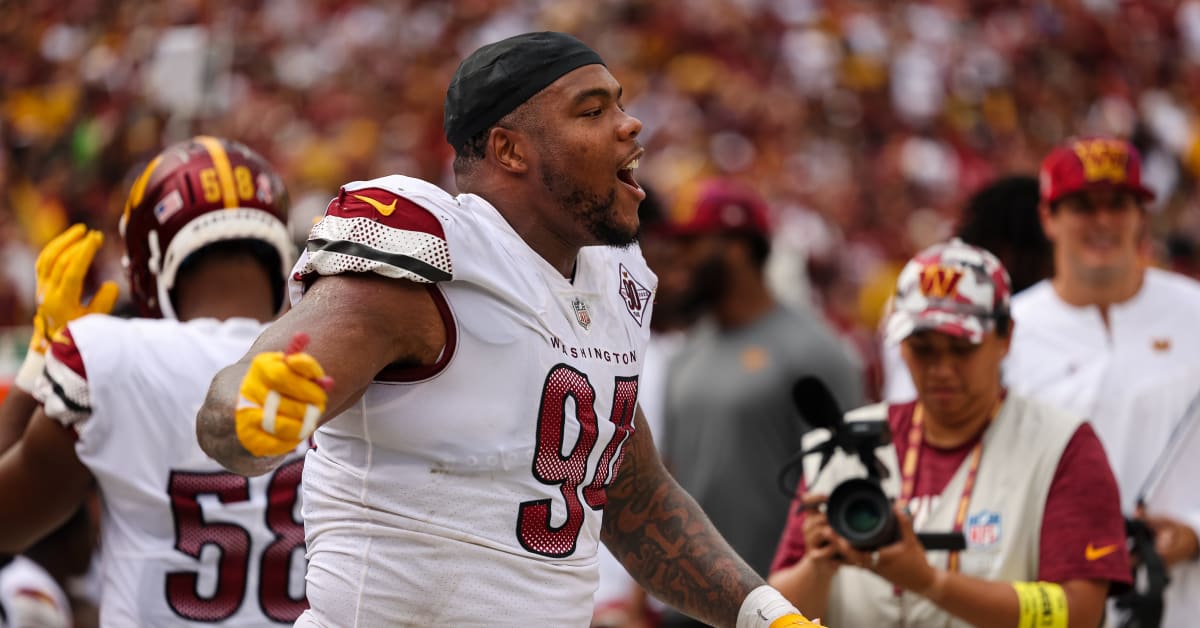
[1012,581,1067,628]
[13,350,45,394]
[737,585,822,628]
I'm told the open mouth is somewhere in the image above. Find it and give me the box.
[617,157,641,191]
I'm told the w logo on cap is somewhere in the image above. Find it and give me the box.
[1072,139,1130,184]
[919,265,963,299]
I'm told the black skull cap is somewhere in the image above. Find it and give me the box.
[444,31,605,151]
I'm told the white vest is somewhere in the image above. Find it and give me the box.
[802,396,1081,627]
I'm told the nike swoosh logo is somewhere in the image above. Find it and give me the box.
[1085,543,1120,561]
[353,194,397,217]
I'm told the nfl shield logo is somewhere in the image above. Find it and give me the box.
[572,297,592,330]
[966,510,1001,549]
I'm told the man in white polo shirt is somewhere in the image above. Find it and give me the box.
[1005,136,1200,627]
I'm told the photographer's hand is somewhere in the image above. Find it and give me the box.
[864,506,941,595]
[799,494,845,576]
[829,504,1107,627]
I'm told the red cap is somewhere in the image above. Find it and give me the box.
[1039,137,1155,204]
[665,178,771,237]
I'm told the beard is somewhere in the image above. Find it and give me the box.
[541,167,637,247]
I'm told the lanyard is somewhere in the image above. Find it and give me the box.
[899,401,999,572]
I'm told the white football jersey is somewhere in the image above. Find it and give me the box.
[36,315,309,627]
[0,556,71,628]
[290,175,656,627]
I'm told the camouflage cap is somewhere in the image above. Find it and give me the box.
[885,238,1012,345]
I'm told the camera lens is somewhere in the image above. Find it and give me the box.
[843,497,882,533]
[827,478,898,550]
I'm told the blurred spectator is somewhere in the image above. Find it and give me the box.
[5,0,1200,335]
[1005,137,1200,627]
[883,174,1053,403]
[955,175,1053,294]
[658,178,864,627]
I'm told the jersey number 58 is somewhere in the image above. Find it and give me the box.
[166,458,307,622]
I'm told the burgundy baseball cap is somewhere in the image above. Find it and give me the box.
[1039,137,1155,204]
[664,178,771,237]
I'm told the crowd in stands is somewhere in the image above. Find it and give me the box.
[3,0,1200,346]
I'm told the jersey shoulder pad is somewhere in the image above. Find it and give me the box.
[35,325,93,427]
[34,314,137,427]
[298,176,454,284]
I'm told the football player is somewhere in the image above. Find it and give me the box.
[0,136,309,626]
[198,32,820,627]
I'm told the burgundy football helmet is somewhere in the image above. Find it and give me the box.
[119,136,295,318]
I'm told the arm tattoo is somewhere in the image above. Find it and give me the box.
[601,418,763,627]
[195,366,285,477]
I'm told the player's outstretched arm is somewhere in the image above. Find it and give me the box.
[602,407,819,627]
[0,409,93,553]
[0,390,39,455]
[197,273,445,476]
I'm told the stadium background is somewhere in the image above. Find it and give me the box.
[2,0,1200,390]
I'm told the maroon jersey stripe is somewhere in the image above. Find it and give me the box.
[48,328,87,379]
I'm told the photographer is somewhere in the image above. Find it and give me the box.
[769,239,1130,627]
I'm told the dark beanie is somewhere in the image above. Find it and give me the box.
[443,31,605,151]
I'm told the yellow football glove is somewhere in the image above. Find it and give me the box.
[236,332,333,457]
[769,614,824,627]
[31,223,120,352]
[17,224,119,393]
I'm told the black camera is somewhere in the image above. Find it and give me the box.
[781,377,965,552]
[1113,516,1167,628]
[828,479,898,550]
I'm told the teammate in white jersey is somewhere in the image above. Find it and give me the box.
[1005,136,1200,626]
[0,136,310,626]
[198,32,819,628]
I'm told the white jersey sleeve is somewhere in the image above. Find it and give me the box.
[289,175,456,301]
[33,315,310,627]
[33,326,97,429]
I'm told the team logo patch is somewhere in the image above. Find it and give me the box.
[966,510,1001,549]
[153,190,184,223]
[618,264,652,327]
[1073,138,1130,184]
[354,193,397,217]
[572,297,592,331]
[918,264,963,299]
